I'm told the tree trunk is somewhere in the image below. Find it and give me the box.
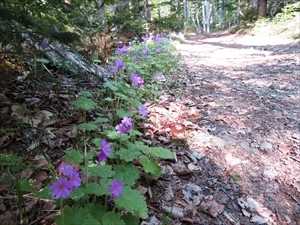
[257,0,267,17]
[144,0,151,21]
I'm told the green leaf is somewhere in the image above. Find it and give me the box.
[140,156,162,177]
[86,203,106,222]
[134,142,174,159]
[36,58,49,63]
[114,164,139,187]
[93,117,109,124]
[19,179,32,191]
[215,101,223,106]
[119,85,132,94]
[104,97,114,102]
[104,81,119,91]
[32,188,52,199]
[128,99,142,107]
[72,96,97,110]
[86,165,115,178]
[68,187,85,201]
[121,214,140,225]
[87,182,106,196]
[116,109,133,118]
[55,206,83,225]
[102,212,125,225]
[129,129,143,137]
[77,122,98,131]
[115,147,142,162]
[114,187,148,219]
[115,92,128,100]
[65,149,84,164]
[92,138,101,147]
[148,146,174,159]
[79,91,92,97]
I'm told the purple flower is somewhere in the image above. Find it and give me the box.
[164,40,170,45]
[164,54,168,58]
[156,72,165,81]
[115,59,125,70]
[108,179,123,202]
[59,163,74,177]
[115,117,133,134]
[42,41,49,49]
[50,177,73,199]
[147,55,151,60]
[142,49,148,56]
[138,105,148,117]
[155,48,162,53]
[115,47,128,55]
[121,117,132,127]
[115,123,127,134]
[130,73,143,87]
[115,48,123,54]
[133,56,137,62]
[97,139,112,164]
[69,173,81,191]
[108,64,118,73]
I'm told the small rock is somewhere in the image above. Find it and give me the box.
[237,198,248,209]
[224,184,231,190]
[187,163,199,171]
[259,141,272,151]
[242,209,251,217]
[251,215,267,224]
[191,151,205,160]
[246,198,260,213]
[162,205,184,219]
[269,83,280,90]
[214,193,229,204]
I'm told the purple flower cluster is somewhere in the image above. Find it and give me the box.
[130,73,143,87]
[108,179,123,202]
[115,59,125,70]
[115,117,133,134]
[108,58,125,73]
[155,48,162,53]
[115,47,128,55]
[49,162,82,199]
[97,139,112,165]
[138,105,148,117]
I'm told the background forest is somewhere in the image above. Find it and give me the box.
[0,0,299,225]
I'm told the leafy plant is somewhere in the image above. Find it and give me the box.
[33,33,180,225]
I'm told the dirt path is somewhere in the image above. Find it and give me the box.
[144,32,300,224]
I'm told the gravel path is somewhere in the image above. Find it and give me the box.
[144,32,300,225]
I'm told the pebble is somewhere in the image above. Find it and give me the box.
[251,215,267,224]
[259,141,272,151]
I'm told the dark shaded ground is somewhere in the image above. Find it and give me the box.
[141,32,300,224]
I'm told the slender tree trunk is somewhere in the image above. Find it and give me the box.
[257,0,267,17]
[144,0,151,21]
[183,0,188,32]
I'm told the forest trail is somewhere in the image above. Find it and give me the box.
[145,32,299,224]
